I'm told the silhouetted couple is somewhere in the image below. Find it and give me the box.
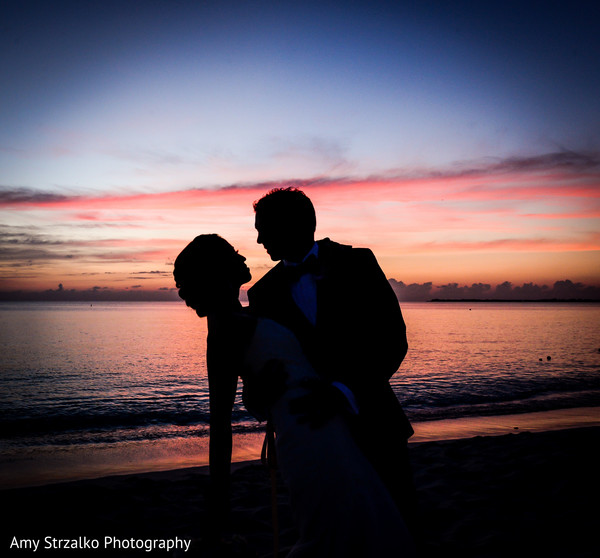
[174,188,417,556]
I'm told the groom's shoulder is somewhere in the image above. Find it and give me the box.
[318,238,376,265]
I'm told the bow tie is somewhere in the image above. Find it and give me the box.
[283,255,320,282]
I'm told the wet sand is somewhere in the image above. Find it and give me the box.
[3,425,598,557]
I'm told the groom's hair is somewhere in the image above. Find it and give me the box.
[253,187,316,232]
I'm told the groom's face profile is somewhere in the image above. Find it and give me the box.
[255,214,286,261]
[255,214,312,263]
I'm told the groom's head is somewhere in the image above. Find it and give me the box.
[253,187,316,262]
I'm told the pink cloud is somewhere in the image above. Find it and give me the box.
[521,209,600,220]
[73,211,165,222]
[1,154,597,211]
[410,233,600,253]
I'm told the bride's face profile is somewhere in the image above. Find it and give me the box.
[231,249,252,286]
[174,234,251,316]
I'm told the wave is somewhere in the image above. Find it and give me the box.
[0,405,256,441]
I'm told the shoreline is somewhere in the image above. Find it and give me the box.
[409,405,600,443]
[2,406,598,491]
[3,425,598,557]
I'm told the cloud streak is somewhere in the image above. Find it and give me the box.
[410,233,600,253]
[1,150,598,207]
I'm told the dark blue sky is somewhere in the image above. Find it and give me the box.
[2,0,599,191]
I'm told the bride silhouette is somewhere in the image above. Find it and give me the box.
[174,234,415,557]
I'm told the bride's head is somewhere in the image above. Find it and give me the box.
[173,234,252,316]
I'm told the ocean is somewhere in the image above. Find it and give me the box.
[1,301,599,488]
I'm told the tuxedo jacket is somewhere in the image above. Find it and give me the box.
[248,238,413,440]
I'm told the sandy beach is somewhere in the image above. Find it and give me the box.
[3,425,598,557]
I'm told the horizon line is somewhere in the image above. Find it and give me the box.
[1,278,598,302]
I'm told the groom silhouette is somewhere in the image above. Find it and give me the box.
[248,187,417,525]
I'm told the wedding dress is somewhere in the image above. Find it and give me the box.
[243,318,415,557]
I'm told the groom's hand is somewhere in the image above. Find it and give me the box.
[289,378,347,429]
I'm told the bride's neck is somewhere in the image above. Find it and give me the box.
[207,298,243,324]
[206,300,255,351]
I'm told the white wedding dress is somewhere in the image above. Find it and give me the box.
[243,318,415,557]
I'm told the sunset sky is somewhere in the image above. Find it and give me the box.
[1,0,599,300]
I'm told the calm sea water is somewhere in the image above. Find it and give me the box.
[1,301,599,487]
